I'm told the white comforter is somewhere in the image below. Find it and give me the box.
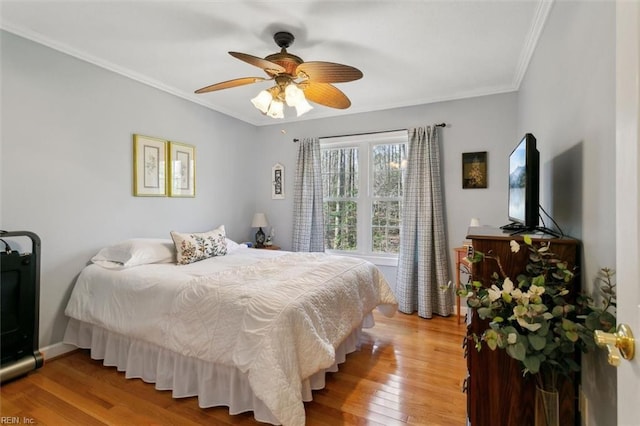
[65,250,397,425]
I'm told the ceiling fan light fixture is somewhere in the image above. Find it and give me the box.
[284,83,303,106]
[251,90,272,114]
[266,99,284,119]
[285,83,313,117]
[294,97,313,117]
[198,31,360,119]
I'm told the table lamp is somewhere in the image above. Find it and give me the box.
[251,213,269,248]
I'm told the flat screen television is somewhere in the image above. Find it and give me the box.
[507,133,539,230]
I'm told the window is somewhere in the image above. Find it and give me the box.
[320,131,408,259]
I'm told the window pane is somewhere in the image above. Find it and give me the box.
[372,201,401,253]
[324,201,357,251]
[372,143,407,197]
[321,147,358,198]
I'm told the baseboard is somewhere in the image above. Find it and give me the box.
[39,342,77,361]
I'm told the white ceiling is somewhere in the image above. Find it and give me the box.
[0,0,552,126]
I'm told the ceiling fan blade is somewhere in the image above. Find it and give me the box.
[229,52,286,74]
[296,61,363,83]
[302,82,352,109]
[194,77,268,94]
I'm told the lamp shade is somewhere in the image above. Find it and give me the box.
[251,90,272,114]
[284,84,304,106]
[294,97,314,117]
[266,100,284,118]
[251,213,269,228]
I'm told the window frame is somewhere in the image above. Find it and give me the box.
[320,130,408,266]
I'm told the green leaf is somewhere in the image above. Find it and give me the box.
[562,318,577,331]
[523,355,541,374]
[565,331,579,342]
[477,307,492,319]
[528,334,547,351]
[532,275,545,287]
[585,312,602,330]
[484,329,498,350]
[507,342,527,361]
[537,320,550,337]
[524,235,533,245]
[467,298,481,308]
[552,305,564,317]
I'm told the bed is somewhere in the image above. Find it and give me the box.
[63,231,398,426]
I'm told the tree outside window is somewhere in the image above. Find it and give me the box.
[321,133,407,256]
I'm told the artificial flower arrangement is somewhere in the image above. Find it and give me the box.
[458,235,616,392]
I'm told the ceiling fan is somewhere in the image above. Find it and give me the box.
[194,31,363,118]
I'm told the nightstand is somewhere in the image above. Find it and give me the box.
[254,245,281,250]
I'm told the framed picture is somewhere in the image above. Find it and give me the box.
[133,134,167,196]
[462,151,488,189]
[168,141,196,197]
[272,163,284,199]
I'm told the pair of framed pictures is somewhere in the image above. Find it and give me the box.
[133,134,195,197]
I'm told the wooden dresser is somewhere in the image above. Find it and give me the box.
[464,227,580,426]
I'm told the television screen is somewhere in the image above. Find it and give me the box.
[508,133,539,228]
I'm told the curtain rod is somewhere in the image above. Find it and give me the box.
[292,123,446,142]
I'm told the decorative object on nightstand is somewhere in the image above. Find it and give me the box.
[251,213,269,248]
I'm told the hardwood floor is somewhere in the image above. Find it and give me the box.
[0,312,468,425]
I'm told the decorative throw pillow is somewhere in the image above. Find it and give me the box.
[170,225,228,265]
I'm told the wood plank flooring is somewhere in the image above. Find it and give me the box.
[0,312,468,425]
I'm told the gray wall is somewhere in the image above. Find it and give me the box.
[1,31,258,348]
[253,93,518,290]
[516,2,616,425]
[1,26,518,349]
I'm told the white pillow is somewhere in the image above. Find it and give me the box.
[171,225,228,265]
[225,238,248,252]
[91,238,176,269]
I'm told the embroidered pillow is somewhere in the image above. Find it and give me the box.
[170,225,228,265]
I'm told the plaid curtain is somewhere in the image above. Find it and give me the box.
[292,137,325,252]
[396,126,452,317]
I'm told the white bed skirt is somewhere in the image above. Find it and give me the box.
[63,315,373,425]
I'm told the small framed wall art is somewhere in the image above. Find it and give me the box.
[169,141,196,197]
[272,163,285,199]
[133,134,167,196]
[462,151,488,189]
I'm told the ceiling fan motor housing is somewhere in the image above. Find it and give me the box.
[266,32,303,76]
[273,31,295,49]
